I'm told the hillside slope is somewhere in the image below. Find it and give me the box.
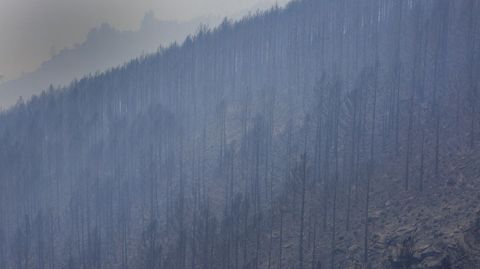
[0,0,479,268]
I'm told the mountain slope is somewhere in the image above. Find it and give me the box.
[0,0,479,268]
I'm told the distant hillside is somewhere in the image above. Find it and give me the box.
[0,0,479,268]
[0,13,220,109]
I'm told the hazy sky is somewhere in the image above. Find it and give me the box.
[0,0,288,82]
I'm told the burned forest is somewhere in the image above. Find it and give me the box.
[1,0,480,268]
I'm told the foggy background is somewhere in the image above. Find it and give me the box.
[0,0,289,108]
